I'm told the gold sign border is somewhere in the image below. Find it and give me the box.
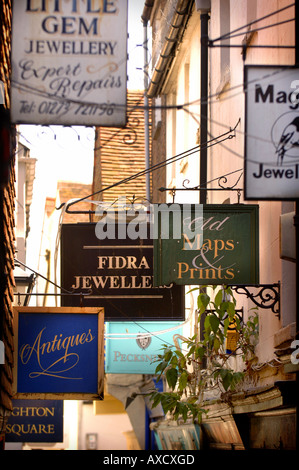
[12,306,104,401]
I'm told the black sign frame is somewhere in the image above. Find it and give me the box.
[60,223,185,321]
[244,64,299,201]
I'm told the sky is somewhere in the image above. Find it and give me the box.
[19,0,147,270]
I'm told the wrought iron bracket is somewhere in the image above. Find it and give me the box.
[230,282,280,319]
[205,308,244,325]
[159,169,244,203]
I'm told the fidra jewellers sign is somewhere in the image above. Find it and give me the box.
[245,65,299,200]
[13,307,104,399]
[153,204,259,286]
[10,0,128,126]
[60,223,184,321]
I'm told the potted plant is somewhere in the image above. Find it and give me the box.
[149,285,259,424]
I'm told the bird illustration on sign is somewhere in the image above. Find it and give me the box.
[271,112,299,166]
[275,116,299,165]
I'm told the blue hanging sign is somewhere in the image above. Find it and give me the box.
[6,399,63,443]
[13,307,104,399]
[105,321,183,374]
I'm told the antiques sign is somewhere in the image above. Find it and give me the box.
[105,321,183,374]
[60,223,184,321]
[6,399,63,443]
[153,204,259,286]
[245,65,299,200]
[13,307,104,399]
[10,0,128,126]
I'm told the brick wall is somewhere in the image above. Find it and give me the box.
[92,91,152,203]
[0,0,15,448]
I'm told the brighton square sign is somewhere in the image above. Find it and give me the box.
[6,399,64,443]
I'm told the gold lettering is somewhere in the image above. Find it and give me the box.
[225,268,235,279]
[141,275,152,288]
[205,268,217,279]
[19,327,96,380]
[183,233,202,250]
[126,256,137,269]
[226,240,235,250]
[177,262,189,278]
[214,240,225,258]
[98,256,108,269]
[138,256,150,269]
[45,407,55,417]
[176,261,235,281]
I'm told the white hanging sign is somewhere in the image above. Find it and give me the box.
[245,65,299,200]
[10,0,128,127]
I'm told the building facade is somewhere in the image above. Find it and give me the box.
[144,0,297,449]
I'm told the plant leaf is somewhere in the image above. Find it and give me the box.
[209,315,220,333]
[223,317,230,336]
[166,367,178,389]
[198,292,210,313]
[222,370,233,391]
[214,289,223,307]
[178,371,188,391]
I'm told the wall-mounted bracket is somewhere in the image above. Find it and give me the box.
[159,169,243,203]
[230,282,280,319]
[205,308,244,325]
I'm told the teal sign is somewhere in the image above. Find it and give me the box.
[105,321,183,374]
[153,204,259,286]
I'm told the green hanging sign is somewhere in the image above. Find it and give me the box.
[153,204,259,286]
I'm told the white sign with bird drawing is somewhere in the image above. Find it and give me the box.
[245,66,299,200]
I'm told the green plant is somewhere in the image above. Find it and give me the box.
[149,285,259,423]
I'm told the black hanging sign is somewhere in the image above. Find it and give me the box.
[60,223,184,321]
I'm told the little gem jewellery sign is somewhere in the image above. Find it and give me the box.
[13,307,104,399]
[10,0,128,126]
[153,204,259,286]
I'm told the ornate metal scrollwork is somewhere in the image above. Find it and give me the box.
[205,308,244,326]
[123,116,140,146]
[218,170,243,190]
[159,169,244,202]
[36,125,95,150]
[230,283,280,318]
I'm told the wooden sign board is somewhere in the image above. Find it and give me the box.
[11,0,128,126]
[6,399,64,443]
[60,223,184,321]
[153,204,259,286]
[13,307,104,400]
[244,65,299,200]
